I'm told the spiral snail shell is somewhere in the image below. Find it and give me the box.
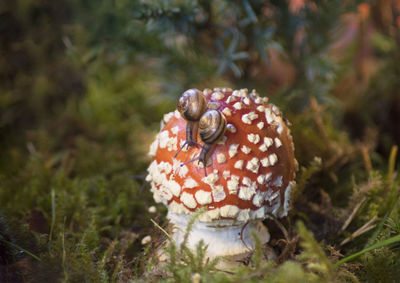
[174,89,207,158]
[199,109,227,145]
[177,89,207,122]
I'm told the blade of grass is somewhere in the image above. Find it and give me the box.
[151,218,172,240]
[0,238,41,261]
[386,145,398,181]
[363,197,399,249]
[334,234,400,267]
[364,182,400,249]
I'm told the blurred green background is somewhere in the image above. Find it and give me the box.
[1,0,400,282]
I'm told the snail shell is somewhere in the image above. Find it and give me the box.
[199,109,227,145]
[177,89,207,122]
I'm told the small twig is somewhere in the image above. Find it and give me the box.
[0,238,41,261]
[138,181,148,196]
[340,215,378,246]
[49,189,56,242]
[340,225,376,246]
[276,235,299,264]
[240,221,251,251]
[341,196,366,231]
[270,215,290,242]
[130,174,146,179]
[131,174,148,196]
[267,214,298,263]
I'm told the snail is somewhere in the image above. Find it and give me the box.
[181,109,227,176]
[199,109,227,145]
[174,89,207,158]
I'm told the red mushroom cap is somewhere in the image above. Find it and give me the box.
[146,88,296,223]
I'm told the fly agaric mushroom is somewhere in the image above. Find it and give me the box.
[146,88,297,262]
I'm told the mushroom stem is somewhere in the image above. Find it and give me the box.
[167,212,270,260]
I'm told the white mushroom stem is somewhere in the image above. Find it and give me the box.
[167,212,270,259]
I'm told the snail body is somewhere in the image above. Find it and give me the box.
[197,110,227,175]
[175,89,207,157]
[181,109,227,176]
